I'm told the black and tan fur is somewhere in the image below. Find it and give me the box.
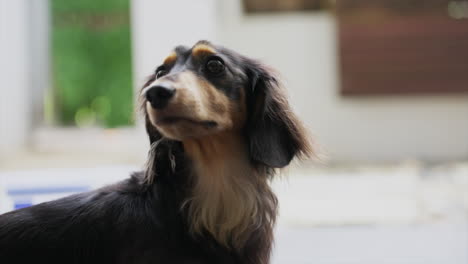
[0,41,312,264]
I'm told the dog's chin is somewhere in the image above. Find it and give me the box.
[151,117,220,141]
[146,103,229,140]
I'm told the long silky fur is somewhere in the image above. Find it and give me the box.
[0,42,313,264]
[181,135,278,252]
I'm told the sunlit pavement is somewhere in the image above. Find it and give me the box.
[272,221,468,264]
[270,163,468,263]
[1,163,468,263]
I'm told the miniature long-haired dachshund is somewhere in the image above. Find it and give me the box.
[0,41,312,264]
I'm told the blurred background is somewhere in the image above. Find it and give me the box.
[1,0,468,263]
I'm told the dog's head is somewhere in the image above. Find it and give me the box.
[141,40,311,168]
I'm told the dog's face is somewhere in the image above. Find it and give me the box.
[142,41,248,140]
[142,41,311,168]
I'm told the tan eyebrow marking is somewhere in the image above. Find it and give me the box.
[192,44,216,58]
[163,51,177,65]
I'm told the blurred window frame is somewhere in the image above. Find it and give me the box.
[27,0,143,160]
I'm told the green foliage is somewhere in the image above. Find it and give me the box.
[51,0,133,127]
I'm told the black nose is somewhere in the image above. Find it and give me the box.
[145,84,176,109]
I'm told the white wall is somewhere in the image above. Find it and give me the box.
[0,0,31,156]
[0,0,49,157]
[217,0,468,162]
[130,0,217,91]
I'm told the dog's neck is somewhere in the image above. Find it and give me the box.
[182,132,276,251]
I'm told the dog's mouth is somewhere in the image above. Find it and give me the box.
[155,116,218,128]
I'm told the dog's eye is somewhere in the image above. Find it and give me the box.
[155,69,168,79]
[206,58,225,75]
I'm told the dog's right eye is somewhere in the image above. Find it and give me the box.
[206,57,225,75]
[155,69,168,79]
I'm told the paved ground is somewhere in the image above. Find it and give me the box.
[273,221,468,264]
[270,163,468,263]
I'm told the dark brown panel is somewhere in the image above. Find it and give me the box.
[338,0,468,95]
[243,0,327,13]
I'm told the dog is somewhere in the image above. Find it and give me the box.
[0,40,312,264]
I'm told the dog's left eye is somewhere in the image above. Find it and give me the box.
[155,69,168,79]
[206,58,225,75]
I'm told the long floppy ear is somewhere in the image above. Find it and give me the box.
[246,62,312,168]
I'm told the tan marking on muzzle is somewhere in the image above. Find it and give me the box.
[175,71,231,126]
[145,71,241,140]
